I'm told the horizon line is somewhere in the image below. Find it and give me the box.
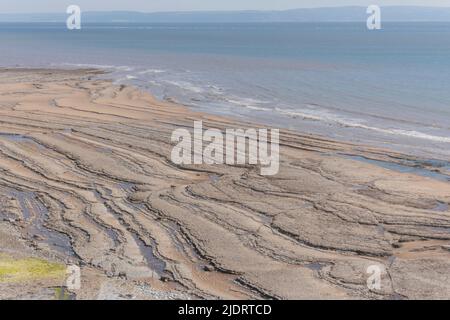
[2,5,450,15]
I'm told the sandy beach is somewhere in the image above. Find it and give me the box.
[0,68,449,300]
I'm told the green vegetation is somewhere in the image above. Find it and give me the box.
[54,287,74,300]
[0,254,65,283]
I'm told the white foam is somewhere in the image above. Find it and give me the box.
[56,63,133,72]
[226,97,272,112]
[360,126,450,143]
[228,97,270,105]
[138,69,166,75]
[163,80,205,93]
[276,107,450,143]
[243,105,272,111]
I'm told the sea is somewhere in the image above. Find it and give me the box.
[1,22,450,159]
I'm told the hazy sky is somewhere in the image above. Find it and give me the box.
[1,0,449,13]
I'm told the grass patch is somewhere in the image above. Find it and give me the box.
[54,287,75,300]
[0,254,66,283]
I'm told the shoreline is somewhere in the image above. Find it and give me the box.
[102,64,450,180]
[6,63,450,162]
[54,62,450,162]
[0,68,449,300]
[3,19,450,162]
[61,65,450,177]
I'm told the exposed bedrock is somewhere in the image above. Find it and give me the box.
[0,69,449,299]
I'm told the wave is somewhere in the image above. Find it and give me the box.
[130,74,450,144]
[361,126,450,143]
[226,98,272,111]
[55,63,134,72]
[276,107,450,143]
[55,63,450,144]
[137,69,166,75]
[162,80,205,94]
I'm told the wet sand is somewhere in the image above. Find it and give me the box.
[0,68,449,300]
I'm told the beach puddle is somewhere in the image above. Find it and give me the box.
[117,182,136,194]
[92,185,167,277]
[433,202,449,212]
[417,159,450,172]
[377,225,386,236]
[1,186,76,258]
[0,133,44,149]
[0,133,31,142]
[208,174,221,183]
[27,202,76,258]
[387,255,396,266]
[344,155,450,182]
[431,226,450,234]
[305,262,325,272]
[130,232,166,279]
[5,189,35,220]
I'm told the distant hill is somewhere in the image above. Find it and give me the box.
[1,6,450,23]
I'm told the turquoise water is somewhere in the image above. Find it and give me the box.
[1,22,450,158]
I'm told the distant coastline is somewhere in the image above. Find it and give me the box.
[2,6,450,23]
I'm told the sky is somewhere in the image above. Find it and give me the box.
[0,0,449,13]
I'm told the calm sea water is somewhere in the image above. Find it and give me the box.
[1,22,450,159]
